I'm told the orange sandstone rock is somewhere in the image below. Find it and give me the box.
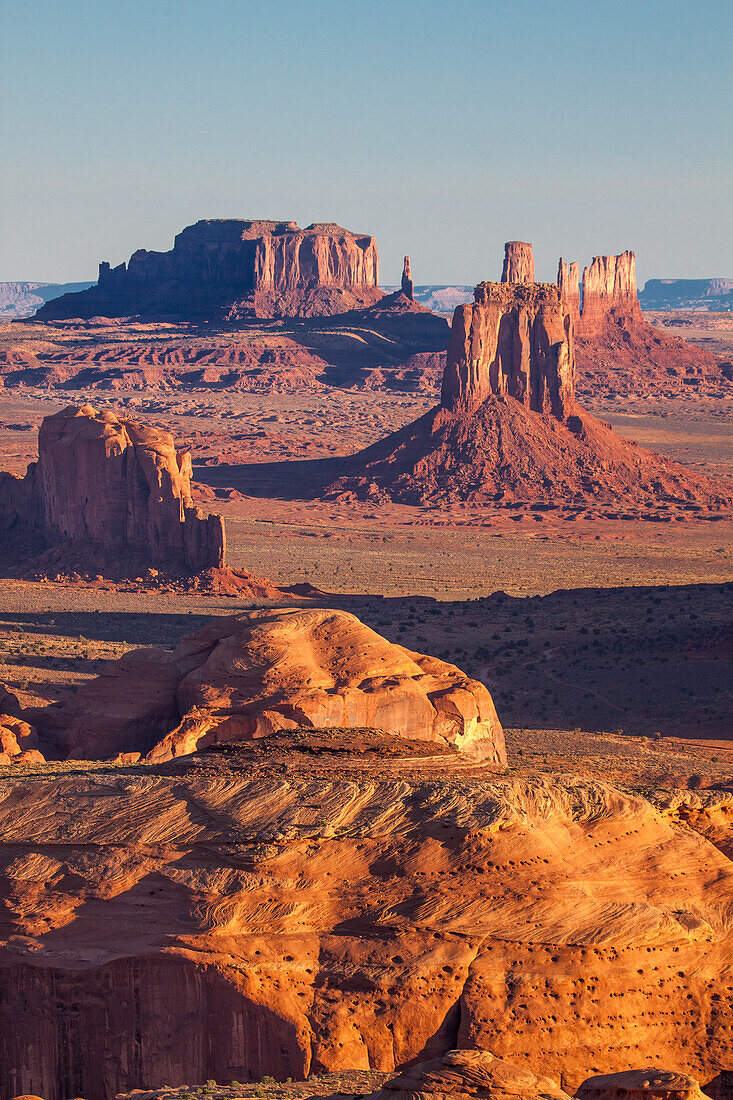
[375,1049,571,1100]
[577,1070,712,1100]
[501,241,535,285]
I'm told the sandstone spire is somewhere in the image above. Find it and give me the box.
[401,255,414,300]
[501,241,535,285]
[557,257,581,327]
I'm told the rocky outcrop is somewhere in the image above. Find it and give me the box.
[0,714,44,765]
[577,1071,712,1100]
[35,221,382,321]
[374,1050,571,1100]
[34,607,506,764]
[401,256,414,300]
[501,241,535,285]
[0,772,731,1098]
[0,404,225,573]
[441,281,575,420]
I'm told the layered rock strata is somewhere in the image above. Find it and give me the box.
[501,241,535,285]
[0,772,730,1098]
[577,251,641,336]
[34,607,506,763]
[35,220,382,320]
[0,404,225,573]
[441,281,575,420]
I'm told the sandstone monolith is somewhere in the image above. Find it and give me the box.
[501,240,535,285]
[401,255,414,300]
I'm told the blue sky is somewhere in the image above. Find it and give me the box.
[2,0,731,284]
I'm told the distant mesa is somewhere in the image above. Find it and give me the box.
[31,606,506,764]
[327,241,732,512]
[401,255,414,300]
[33,219,384,321]
[0,280,95,320]
[639,277,733,311]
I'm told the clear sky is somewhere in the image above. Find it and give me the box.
[2,0,731,286]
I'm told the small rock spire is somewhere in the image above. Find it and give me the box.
[401,255,414,300]
[501,241,535,285]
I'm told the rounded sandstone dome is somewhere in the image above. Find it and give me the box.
[374,1049,571,1100]
[576,1070,710,1100]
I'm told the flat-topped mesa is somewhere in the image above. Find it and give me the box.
[577,250,642,335]
[36,220,382,320]
[401,255,414,300]
[441,280,575,420]
[0,404,225,573]
[501,240,535,285]
[557,257,581,327]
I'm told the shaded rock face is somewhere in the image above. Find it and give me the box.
[36,220,382,320]
[376,1049,571,1100]
[441,281,575,421]
[501,241,535,285]
[0,404,225,573]
[36,607,506,764]
[577,1070,712,1100]
[0,774,731,1098]
[402,255,414,300]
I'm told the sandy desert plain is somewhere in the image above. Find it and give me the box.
[0,262,732,1100]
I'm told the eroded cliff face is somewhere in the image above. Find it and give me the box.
[557,258,581,328]
[36,220,382,320]
[0,404,225,573]
[441,282,575,421]
[0,768,731,1099]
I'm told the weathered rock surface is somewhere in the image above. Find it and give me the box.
[33,607,505,764]
[0,714,44,765]
[35,221,382,321]
[374,1049,571,1100]
[0,404,226,574]
[0,768,730,1099]
[401,256,414,301]
[501,242,535,286]
[441,282,574,421]
[576,1070,712,1100]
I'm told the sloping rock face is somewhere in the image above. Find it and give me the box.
[576,1070,712,1100]
[375,1049,571,1100]
[0,404,225,573]
[34,220,382,321]
[501,242,535,285]
[0,771,731,1098]
[441,282,575,420]
[34,607,505,764]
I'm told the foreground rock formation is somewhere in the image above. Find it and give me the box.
[0,404,225,574]
[327,250,731,512]
[576,1070,712,1100]
[0,762,730,1099]
[32,607,505,763]
[34,220,383,321]
[374,1049,571,1100]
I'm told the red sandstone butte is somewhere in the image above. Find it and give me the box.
[35,220,383,321]
[0,404,225,573]
[501,240,535,285]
